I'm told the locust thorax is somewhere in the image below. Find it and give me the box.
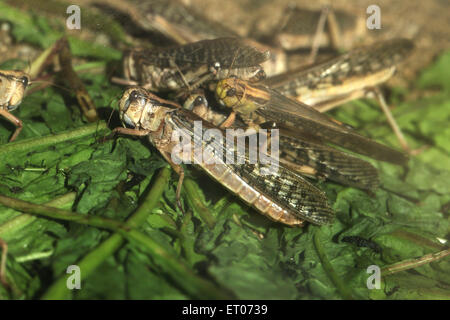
[119,87,173,132]
[0,70,30,111]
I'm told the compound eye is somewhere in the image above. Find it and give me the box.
[129,90,139,101]
[256,69,266,80]
[21,76,29,87]
[226,88,236,97]
[194,96,207,107]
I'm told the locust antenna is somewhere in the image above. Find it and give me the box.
[172,60,191,92]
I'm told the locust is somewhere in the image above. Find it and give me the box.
[216,76,408,165]
[102,0,239,45]
[262,38,415,152]
[269,6,366,53]
[113,87,335,226]
[0,71,30,288]
[121,38,270,92]
[184,92,380,191]
[102,0,286,77]
[0,70,30,142]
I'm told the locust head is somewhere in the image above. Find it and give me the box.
[0,70,30,111]
[119,87,176,132]
[119,87,153,129]
[183,91,209,119]
[216,77,271,117]
[215,77,247,108]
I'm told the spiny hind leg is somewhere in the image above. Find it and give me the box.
[160,151,186,215]
[371,87,424,155]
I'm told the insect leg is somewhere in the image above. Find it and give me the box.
[170,59,192,92]
[110,77,139,87]
[0,109,23,142]
[112,127,151,137]
[218,111,236,129]
[159,151,186,215]
[372,87,410,153]
[325,6,343,52]
[308,6,331,64]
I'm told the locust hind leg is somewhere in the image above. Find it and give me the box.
[159,151,186,215]
[371,87,423,155]
[307,6,332,65]
[313,87,419,155]
[0,109,23,142]
[110,77,139,87]
[307,5,349,65]
[107,127,150,140]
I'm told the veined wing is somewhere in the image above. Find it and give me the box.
[264,38,414,95]
[168,108,334,226]
[279,135,379,191]
[216,78,407,165]
[184,92,380,191]
[137,38,270,69]
[259,88,408,164]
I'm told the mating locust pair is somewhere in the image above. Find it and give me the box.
[112,37,413,227]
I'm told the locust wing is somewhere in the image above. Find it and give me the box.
[264,38,414,92]
[255,87,408,165]
[169,108,334,225]
[279,135,380,191]
[139,38,270,69]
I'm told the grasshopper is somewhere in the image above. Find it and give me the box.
[0,70,30,142]
[101,0,238,45]
[113,87,335,226]
[184,92,380,191]
[102,0,286,76]
[1,37,99,144]
[121,38,270,92]
[270,6,366,53]
[263,38,415,152]
[216,77,408,165]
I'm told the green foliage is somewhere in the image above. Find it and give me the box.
[0,3,449,299]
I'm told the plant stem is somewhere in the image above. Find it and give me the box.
[0,122,108,155]
[0,192,76,238]
[381,248,450,276]
[38,167,230,299]
[313,228,353,300]
[183,178,216,229]
[0,194,126,232]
